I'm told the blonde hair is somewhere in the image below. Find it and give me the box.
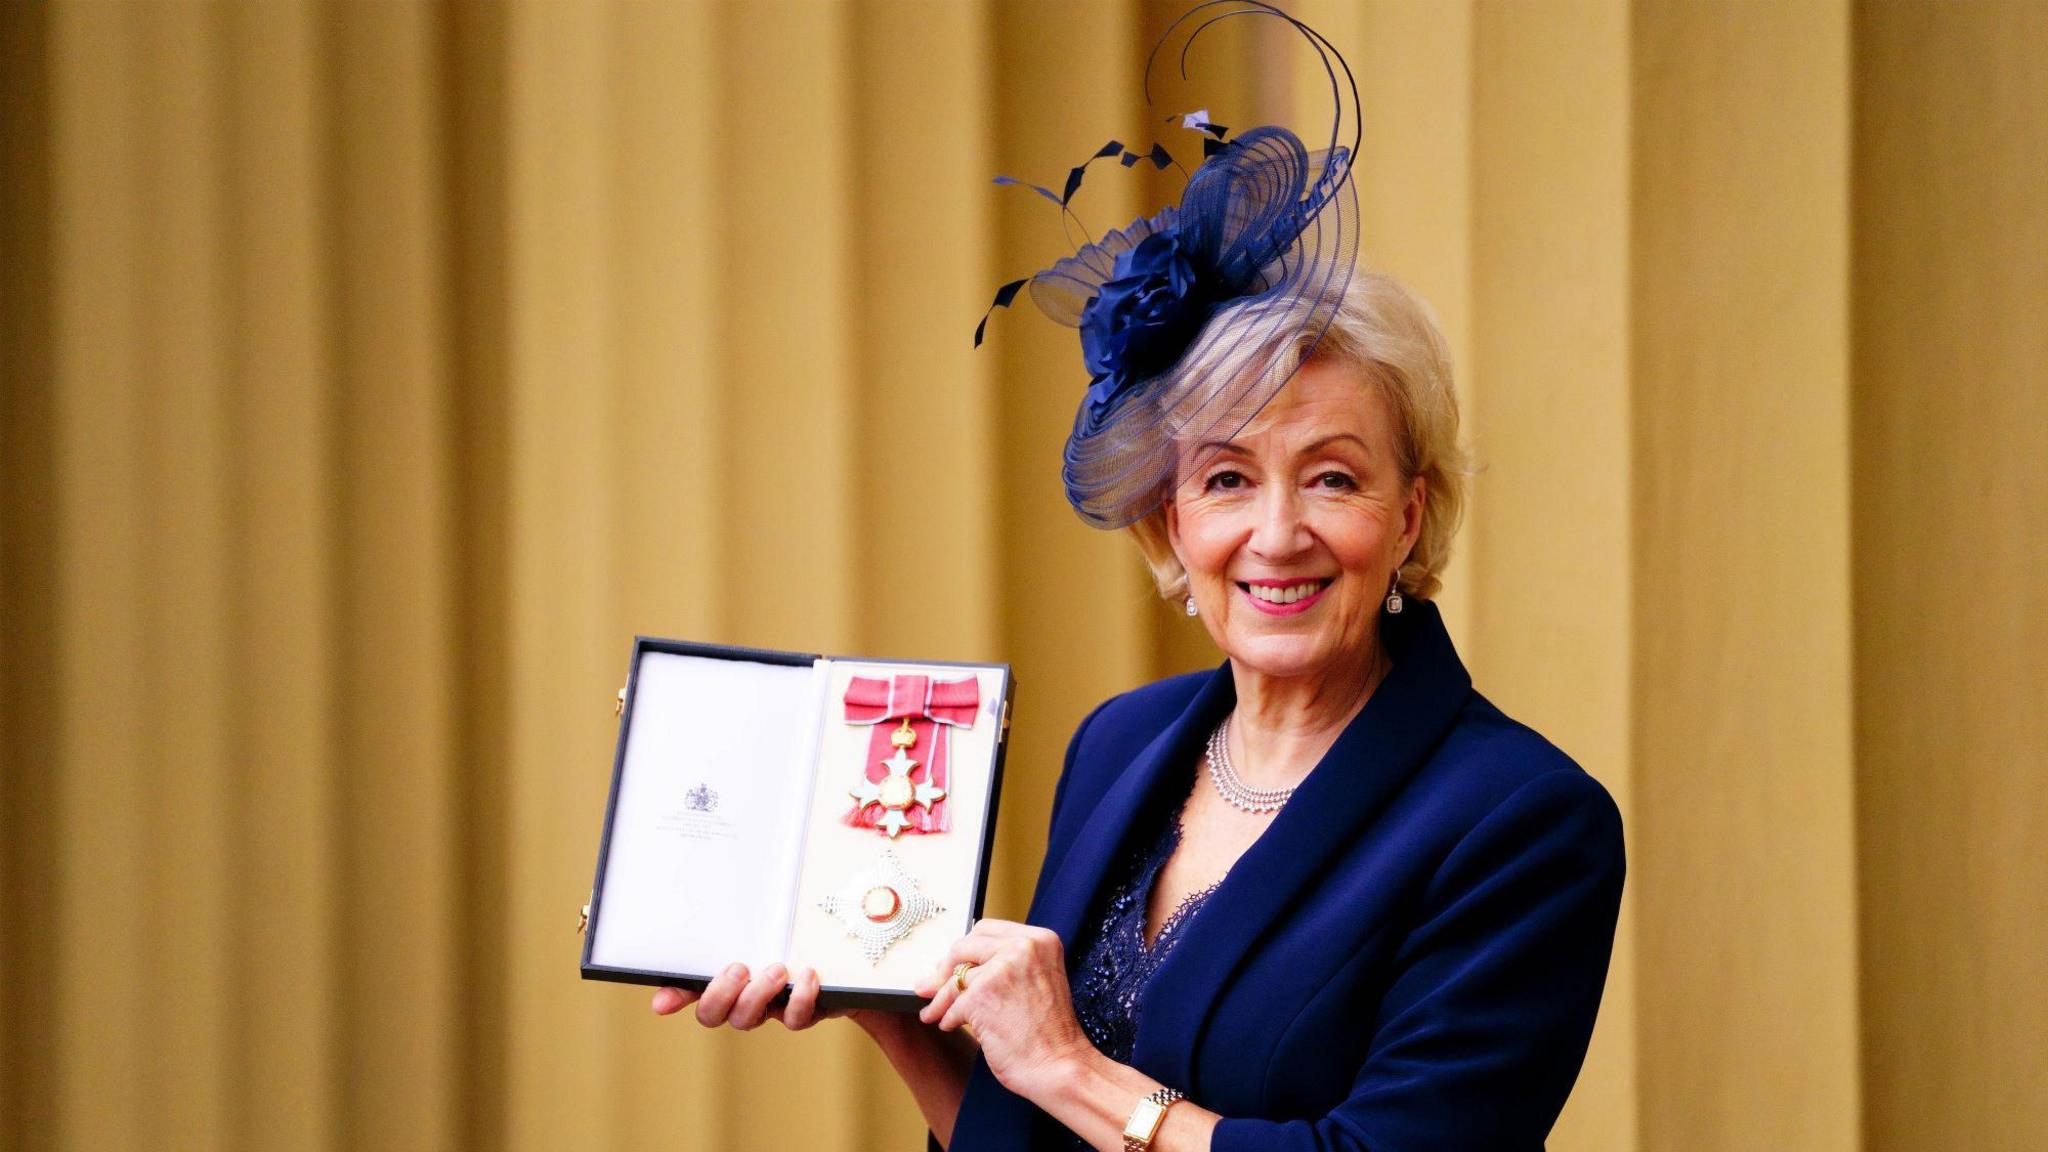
[1127,271,1469,600]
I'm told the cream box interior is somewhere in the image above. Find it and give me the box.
[581,639,1013,1010]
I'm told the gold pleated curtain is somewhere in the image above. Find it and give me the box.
[1,2,2042,1150]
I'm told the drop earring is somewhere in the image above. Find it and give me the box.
[1385,573,1403,615]
[1185,595,1199,617]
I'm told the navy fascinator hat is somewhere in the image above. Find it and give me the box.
[976,0,1361,530]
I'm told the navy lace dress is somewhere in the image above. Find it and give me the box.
[1062,783,1222,1146]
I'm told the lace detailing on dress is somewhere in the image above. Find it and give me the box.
[1068,791,1223,1068]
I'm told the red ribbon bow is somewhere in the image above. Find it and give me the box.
[842,674,980,836]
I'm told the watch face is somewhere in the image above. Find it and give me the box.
[1122,1097,1165,1142]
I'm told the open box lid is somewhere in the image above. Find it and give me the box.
[581,638,1013,1010]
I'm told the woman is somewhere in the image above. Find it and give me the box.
[657,6,1624,1149]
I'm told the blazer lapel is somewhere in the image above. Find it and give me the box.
[1029,664,1236,952]
[1132,601,1473,1091]
[951,670,1227,1152]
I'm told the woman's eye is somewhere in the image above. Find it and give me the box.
[1314,471,1356,490]
[1205,471,1246,491]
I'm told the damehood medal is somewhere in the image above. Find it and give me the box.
[848,718,947,838]
[818,846,944,963]
[841,673,979,838]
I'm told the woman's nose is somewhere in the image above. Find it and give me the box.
[1248,483,1312,560]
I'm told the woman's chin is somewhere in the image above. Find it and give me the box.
[1221,633,1341,682]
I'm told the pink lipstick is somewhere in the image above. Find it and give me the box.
[1236,577,1333,617]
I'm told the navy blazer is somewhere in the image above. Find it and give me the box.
[940,600,1625,1151]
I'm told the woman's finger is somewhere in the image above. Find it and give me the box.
[918,976,956,1026]
[919,938,1007,1024]
[780,965,822,1031]
[651,986,701,1016]
[936,977,980,1034]
[913,920,1008,994]
[728,962,788,1031]
[694,963,749,1027]
[916,935,997,1013]
[916,932,1005,999]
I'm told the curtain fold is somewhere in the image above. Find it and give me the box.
[2,2,2041,1150]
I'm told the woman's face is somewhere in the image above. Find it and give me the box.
[1166,356,1425,683]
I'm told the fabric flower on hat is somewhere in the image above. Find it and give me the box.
[1078,215,1218,420]
[973,0,1362,530]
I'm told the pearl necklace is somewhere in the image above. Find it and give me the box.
[1204,716,1295,814]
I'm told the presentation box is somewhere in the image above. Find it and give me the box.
[580,638,1013,1011]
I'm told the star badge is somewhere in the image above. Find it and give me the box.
[818,847,945,963]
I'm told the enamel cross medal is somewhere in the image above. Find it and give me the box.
[840,672,978,838]
[848,717,948,838]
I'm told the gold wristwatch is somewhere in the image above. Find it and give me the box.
[1121,1086,1185,1151]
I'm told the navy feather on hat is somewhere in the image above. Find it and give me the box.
[977,0,1361,529]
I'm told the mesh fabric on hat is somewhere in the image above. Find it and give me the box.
[980,1,1361,529]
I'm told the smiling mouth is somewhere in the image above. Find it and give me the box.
[1237,578,1334,607]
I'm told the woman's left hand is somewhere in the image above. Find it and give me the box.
[913,918,1094,1100]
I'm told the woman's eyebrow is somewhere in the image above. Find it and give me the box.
[1189,433,1371,460]
[1302,433,1372,456]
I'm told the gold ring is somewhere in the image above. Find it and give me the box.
[952,961,975,992]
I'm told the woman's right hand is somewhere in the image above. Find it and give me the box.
[652,962,900,1038]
